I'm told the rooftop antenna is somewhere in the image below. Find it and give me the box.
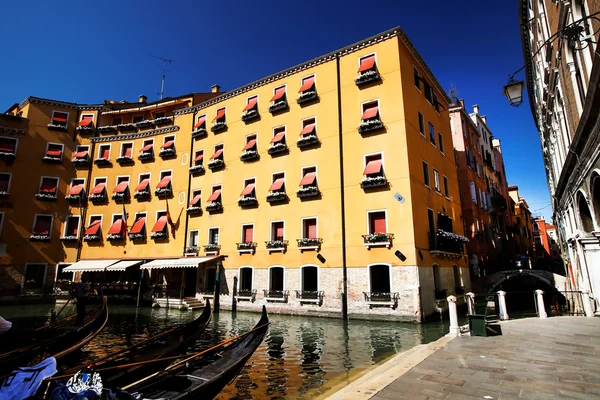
[150,55,172,100]
[448,82,460,105]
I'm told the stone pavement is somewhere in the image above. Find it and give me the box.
[329,317,600,400]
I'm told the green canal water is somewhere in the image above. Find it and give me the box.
[0,303,449,399]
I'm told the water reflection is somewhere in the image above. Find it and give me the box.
[0,304,448,399]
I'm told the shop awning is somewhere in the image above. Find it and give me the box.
[106,260,144,272]
[140,256,220,270]
[63,260,119,272]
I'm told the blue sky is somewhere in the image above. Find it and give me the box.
[0,0,552,220]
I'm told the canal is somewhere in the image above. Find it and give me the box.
[0,304,448,399]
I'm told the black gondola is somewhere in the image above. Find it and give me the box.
[0,297,108,379]
[118,305,269,399]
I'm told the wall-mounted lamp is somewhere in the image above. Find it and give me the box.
[316,254,326,264]
[395,250,406,262]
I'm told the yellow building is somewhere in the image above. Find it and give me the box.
[0,26,470,321]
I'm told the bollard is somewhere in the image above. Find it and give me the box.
[497,290,509,320]
[447,295,460,336]
[582,291,594,318]
[535,289,548,318]
[466,292,475,315]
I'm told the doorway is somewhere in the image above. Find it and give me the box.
[184,267,198,297]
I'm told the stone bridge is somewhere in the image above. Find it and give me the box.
[473,269,568,293]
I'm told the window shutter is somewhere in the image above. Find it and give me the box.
[275,223,284,239]
[244,226,253,243]
[470,182,477,204]
[370,212,387,233]
[306,220,317,239]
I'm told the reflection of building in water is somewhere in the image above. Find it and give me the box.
[298,324,326,394]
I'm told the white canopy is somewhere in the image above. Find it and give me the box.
[106,260,144,272]
[62,260,119,272]
[140,256,219,270]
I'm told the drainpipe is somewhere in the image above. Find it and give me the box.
[336,55,349,320]
[182,110,196,256]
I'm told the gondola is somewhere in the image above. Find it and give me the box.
[117,305,269,400]
[0,297,108,379]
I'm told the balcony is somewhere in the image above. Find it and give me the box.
[297,91,318,105]
[203,243,221,255]
[207,159,224,171]
[184,246,199,256]
[296,186,319,199]
[267,142,288,155]
[117,123,137,132]
[83,234,101,242]
[135,120,155,130]
[189,165,205,175]
[362,233,394,249]
[94,158,111,166]
[97,125,117,134]
[236,289,257,302]
[241,109,259,123]
[138,151,154,162]
[355,70,380,86]
[29,234,51,242]
[362,292,399,309]
[89,192,107,203]
[297,135,319,148]
[265,240,288,253]
[211,121,227,133]
[240,150,259,162]
[107,233,125,242]
[35,193,57,202]
[65,193,86,204]
[47,122,67,132]
[128,232,146,241]
[295,290,324,306]
[205,201,222,213]
[60,235,78,243]
[186,206,202,215]
[116,156,134,165]
[150,231,167,241]
[112,191,130,202]
[296,238,322,252]
[133,190,150,201]
[192,128,207,139]
[266,191,287,203]
[237,242,257,254]
[263,289,289,302]
[153,116,174,126]
[154,187,172,198]
[358,119,384,134]
[238,197,257,207]
[268,100,288,114]
[71,157,89,167]
[158,148,176,159]
[360,176,388,189]
[429,231,467,260]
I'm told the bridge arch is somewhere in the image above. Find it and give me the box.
[482,270,567,294]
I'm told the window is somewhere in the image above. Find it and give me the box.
[193,115,206,133]
[271,221,285,241]
[413,67,421,90]
[243,96,258,113]
[209,144,224,166]
[154,111,166,119]
[300,165,318,190]
[140,139,154,158]
[532,222,539,232]
[151,211,168,239]
[298,75,317,103]
[31,215,53,240]
[469,182,477,204]
[356,54,378,84]
[443,176,450,198]
[23,264,47,290]
[44,143,64,162]
[428,122,435,145]
[301,266,319,292]
[241,224,254,244]
[271,85,287,104]
[73,145,89,162]
[207,185,222,205]
[113,176,130,200]
[534,236,542,245]
[129,212,147,240]
[359,101,382,133]
[241,178,256,198]
[300,117,317,140]
[369,264,391,293]
[423,161,430,187]
[156,171,172,195]
[212,107,227,129]
[107,214,126,239]
[0,137,18,157]
[67,178,85,200]
[112,117,122,126]
[91,177,107,197]
[188,189,202,210]
[269,126,287,151]
[270,172,285,193]
[120,143,134,159]
[239,267,253,292]
[37,177,59,200]
[438,133,444,153]
[78,114,94,128]
[160,135,176,156]
[208,227,219,245]
[0,173,11,195]
[302,217,318,239]
[423,80,433,104]
[50,111,69,129]
[269,266,285,291]
[189,230,199,248]
[364,153,384,177]
[418,111,425,136]
[135,173,150,195]
[97,144,111,161]
[433,169,440,192]
[368,211,387,234]
[244,134,257,151]
[132,115,144,124]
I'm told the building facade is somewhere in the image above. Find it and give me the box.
[0,27,471,321]
[519,0,600,311]
[508,186,534,268]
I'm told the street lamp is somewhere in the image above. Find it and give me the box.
[503,76,525,107]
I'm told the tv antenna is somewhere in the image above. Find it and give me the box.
[150,55,172,100]
[448,82,460,105]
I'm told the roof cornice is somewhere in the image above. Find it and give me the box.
[18,96,78,110]
[90,125,179,143]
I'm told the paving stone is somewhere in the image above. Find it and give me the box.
[421,374,465,386]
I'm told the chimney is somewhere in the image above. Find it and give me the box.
[481,115,487,123]
[211,84,221,93]
[459,99,465,108]
[138,94,147,103]
[473,104,480,115]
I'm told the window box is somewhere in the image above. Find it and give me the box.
[29,234,51,242]
[236,289,257,302]
[0,190,9,198]
[263,289,289,302]
[134,190,150,200]
[71,158,89,167]
[107,233,125,242]
[94,158,111,166]
[296,186,319,198]
[150,231,167,240]
[35,193,57,201]
[97,125,117,133]
[83,234,101,242]
[117,123,137,132]
[266,191,287,203]
[240,150,258,162]
[47,123,67,132]
[297,135,319,148]
[295,290,324,305]
[437,229,469,244]
[360,176,388,189]
[268,100,288,114]
[236,242,256,254]
[205,201,222,213]
[111,191,129,201]
[138,151,154,161]
[76,125,94,134]
[128,232,146,241]
[158,148,176,159]
[60,235,78,242]
[89,193,107,203]
[297,237,322,251]
[362,233,394,248]
[191,128,207,139]
[65,193,85,204]
[186,206,202,215]
[154,116,174,126]
[429,230,467,258]
[358,119,383,134]
[238,197,258,207]
[185,246,199,256]
[241,109,259,122]
[135,120,155,129]
[297,90,317,105]
[189,165,205,175]
[116,156,134,165]
[265,240,288,253]
[42,155,62,164]
[207,159,224,170]
[362,292,399,309]
[203,244,221,254]
[211,121,227,133]
[355,70,380,86]
[0,151,16,160]
[154,187,172,197]
[267,142,288,155]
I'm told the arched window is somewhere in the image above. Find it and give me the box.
[577,192,594,233]
[238,267,253,293]
[532,222,539,232]
[300,265,319,293]
[591,173,600,226]
[368,264,391,293]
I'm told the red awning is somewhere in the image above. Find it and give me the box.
[241,183,255,196]
[108,219,125,235]
[362,105,379,120]
[207,190,221,202]
[299,172,316,186]
[113,181,129,194]
[271,87,286,102]
[135,179,149,192]
[152,216,168,232]
[364,160,383,175]
[33,217,51,235]
[140,144,153,152]
[194,153,203,162]
[275,223,284,239]
[243,226,253,243]
[46,148,62,157]
[210,149,223,160]
[99,147,110,159]
[78,118,93,127]
[189,194,201,206]
[123,146,133,158]
[271,132,285,144]
[156,176,171,189]
[299,76,315,92]
[91,182,106,194]
[130,217,146,234]
[243,139,256,150]
[306,220,317,239]
[40,179,57,193]
[0,139,15,152]
[85,220,101,235]
[213,108,226,122]
[300,123,315,136]
[161,141,174,149]
[52,113,68,123]
[370,212,387,233]
[269,178,284,191]
[68,184,84,195]
[243,97,257,111]
[193,116,206,129]
[73,150,88,159]
[357,55,376,72]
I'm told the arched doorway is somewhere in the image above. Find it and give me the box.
[577,192,594,233]
[591,173,600,225]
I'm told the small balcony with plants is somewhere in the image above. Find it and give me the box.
[297,123,319,148]
[153,116,174,126]
[186,195,202,215]
[117,123,137,132]
[296,237,322,252]
[236,289,257,302]
[211,110,227,133]
[238,195,257,207]
[362,232,394,249]
[241,99,259,122]
[134,185,150,201]
[138,145,154,161]
[76,119,94,133]
[184,246,199,256]
[203,243,221,255]
[360,175,388,189]
[96,125,117,134]
[135,119,155,130]
[158,141,176,159]
[266,190,287,204]
[240,138,258,162]
[265,239,288,253]
[207,157,224,170]
[355,57,380,86]
[83,233,101,242]
[267,141,287,155]
[297,76,317,105]
[116,150,134,165]
[150,230,168,241]
[35,189,57,202]
[65,187,86,204]
[111,186,130,202]
[93,157,111,167]
[295,290,324,306]
[358,109,383,135]
[205,201,222,213]
[29,233,51,242]
[192,117,207,138]
[269,88,288,114]
[189,163,205,176]
[59,234,78,243]
[237,242,257,254]
[429,230,468,260]
[263,289,289,302]
[71,152,89,167]
[362,292,399,309]
[89,188,107,203]
[155,186,172,198]
[107,231,125,242]
[128,231,146,241]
